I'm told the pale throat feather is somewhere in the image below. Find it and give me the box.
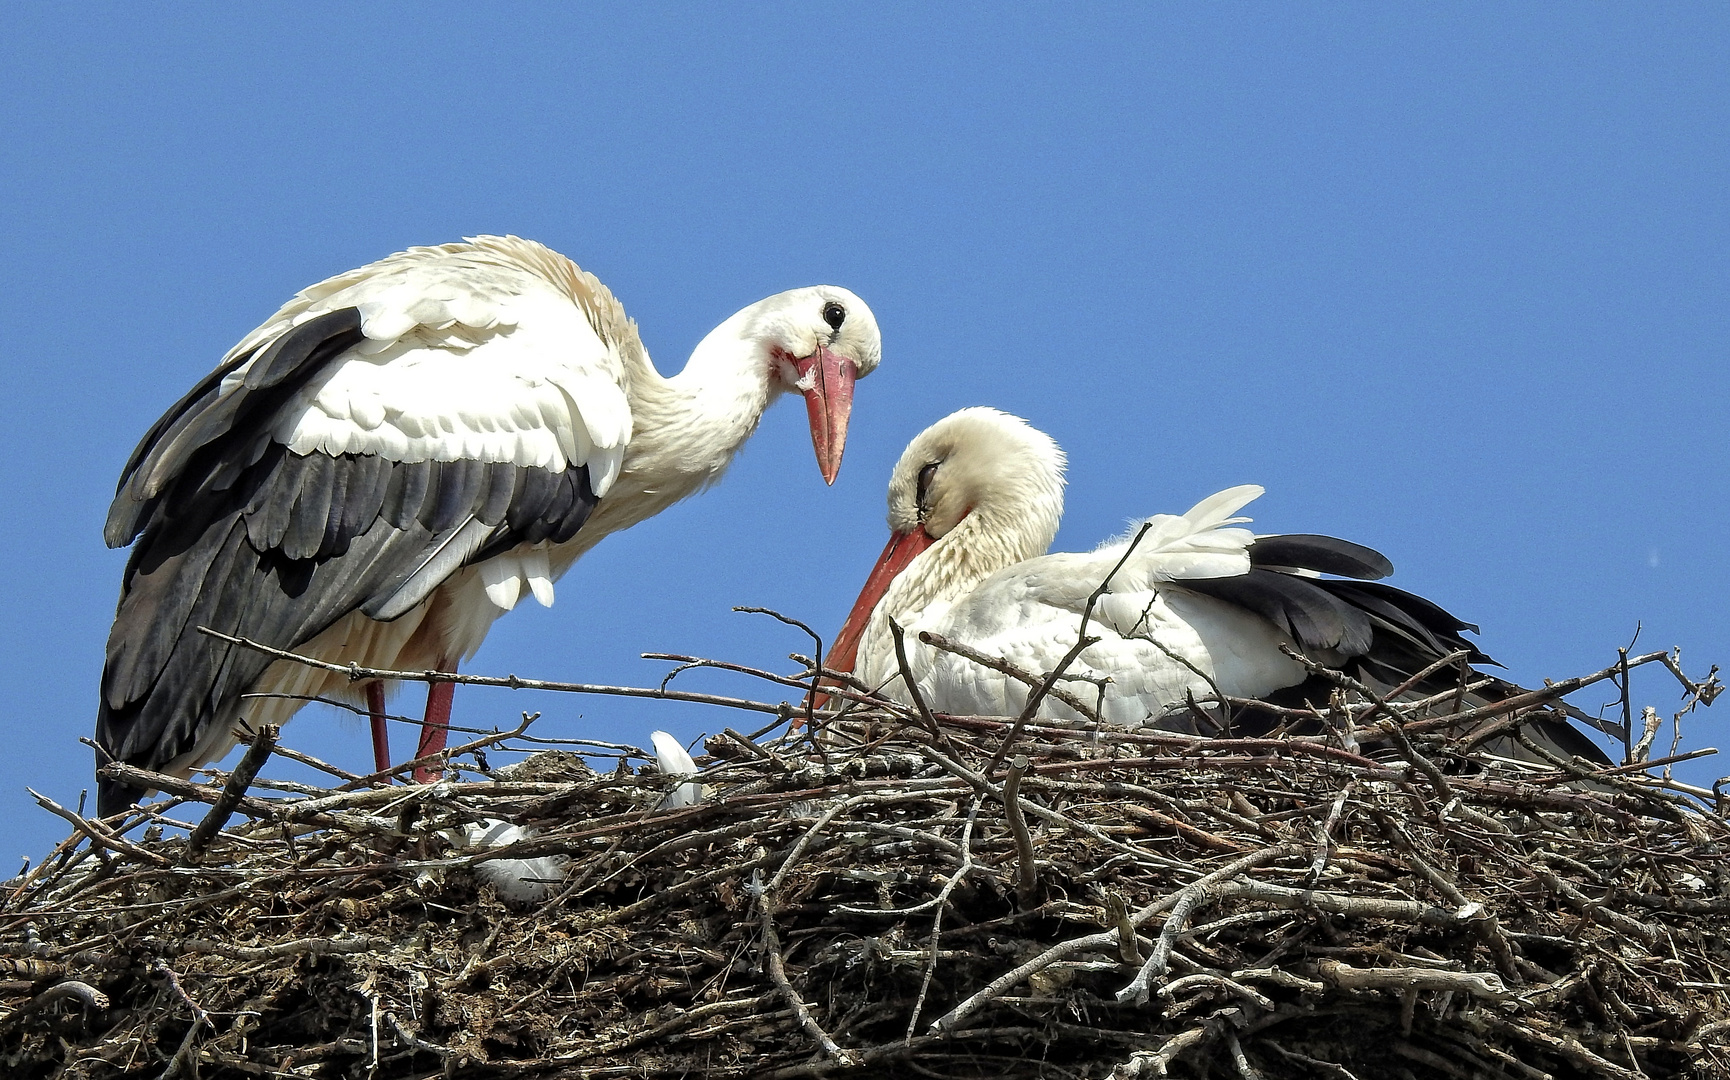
[858,505,1051,687]
[616,321,776,503]
[538,311,779,589]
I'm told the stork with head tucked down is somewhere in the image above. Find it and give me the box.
[98,236,881,816]
[827,408,1613,763]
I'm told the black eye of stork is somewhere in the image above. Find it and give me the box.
[916,461,938,519]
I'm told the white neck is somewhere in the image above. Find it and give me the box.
[635,307,781,482]
[554,311,780,570]
[858,498,1058,686]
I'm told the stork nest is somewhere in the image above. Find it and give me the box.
[3,642,1729,1079]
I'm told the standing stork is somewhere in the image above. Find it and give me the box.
[98,235,881,815]
[826,408,1613,763]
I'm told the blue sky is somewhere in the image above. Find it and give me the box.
[1,6,1724,861]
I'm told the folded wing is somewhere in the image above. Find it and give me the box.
[99,247,632,787]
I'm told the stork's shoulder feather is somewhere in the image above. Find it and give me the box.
[225,236,634,495]
[1096,484,1264,589]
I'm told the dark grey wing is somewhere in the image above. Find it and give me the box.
[1246,534,1393,580]
[97,310,601,815]
[106,309,368,548]
[1305,578,1623,758]
[1175,570,1377,660]
[1177,532,1617,767]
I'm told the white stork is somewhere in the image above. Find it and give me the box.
[98,235,881,815]
[826,408,1612,762]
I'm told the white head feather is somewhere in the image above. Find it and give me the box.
[856,407,1066,684]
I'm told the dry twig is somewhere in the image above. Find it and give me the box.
[0,636,1723,1079]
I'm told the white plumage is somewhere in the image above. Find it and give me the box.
[99,236,880,814]
[828,410,1305,722]
[235,250,633,485]
[902,485,1311,722]
[827,408,1614,763]
[651,730,704,809]
[447,819,569,906]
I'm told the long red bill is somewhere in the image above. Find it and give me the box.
[795,345,857,484]
[816,527,936,709]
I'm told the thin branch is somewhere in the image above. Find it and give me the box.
[916,632,1101,721]
[888,618,947,750]
[751,869,856,1065]
[933,844,1298,1032]
[735,605,827,730]
[1421,651,1686,743]
[197,627,786,715]
[27,789,168,867]
[1315,958,1512,1001]
[905,800,981,1039]
[990,522,1152,771]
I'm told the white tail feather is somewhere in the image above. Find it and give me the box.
[1101,485,1265,587]
[651,731,703,808]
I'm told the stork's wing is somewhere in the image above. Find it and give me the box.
[98,242,634,794]
[1172,525,1621,764]
[924,486,1617,765]
[909,486,1277,719]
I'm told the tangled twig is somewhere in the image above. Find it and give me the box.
[0,634,1723,1079]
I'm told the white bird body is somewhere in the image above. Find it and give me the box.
[908,541,1309,724]
[829,409,1614,763]
[99,236,879,813]
[843,426,1308,722]
[447,818,568,906]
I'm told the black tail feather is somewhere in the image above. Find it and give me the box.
[1183,532,1618,767]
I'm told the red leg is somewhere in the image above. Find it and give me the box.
[365,682,392,779]
[414,659,455,784]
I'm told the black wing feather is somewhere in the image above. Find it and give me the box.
[1248,534,1393,580]
[1327,579,1481,637]
[428,458,484,534]
[333,453,392,557]
[97,307,608,815]
[241,444,299,553]
[1175,534,1614,767]
[1316,580,1487,665]
[478,460,520,526]
[284,452,336,561]
[1179,569,1375,657]
[107,308,367,547]
[380,452,430,530]
[506,465,558,533]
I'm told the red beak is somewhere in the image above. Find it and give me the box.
[795,345,857,485]
[822,527,936,700]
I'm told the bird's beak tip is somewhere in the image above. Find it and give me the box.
[798,346,856,486]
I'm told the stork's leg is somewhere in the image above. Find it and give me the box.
[365,682,392,778]
[413,659,455,784]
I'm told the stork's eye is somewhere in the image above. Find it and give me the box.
[916,462,939,518]
[821,301,846,331]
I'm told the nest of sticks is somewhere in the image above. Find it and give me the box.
[3,626,1730,1080]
